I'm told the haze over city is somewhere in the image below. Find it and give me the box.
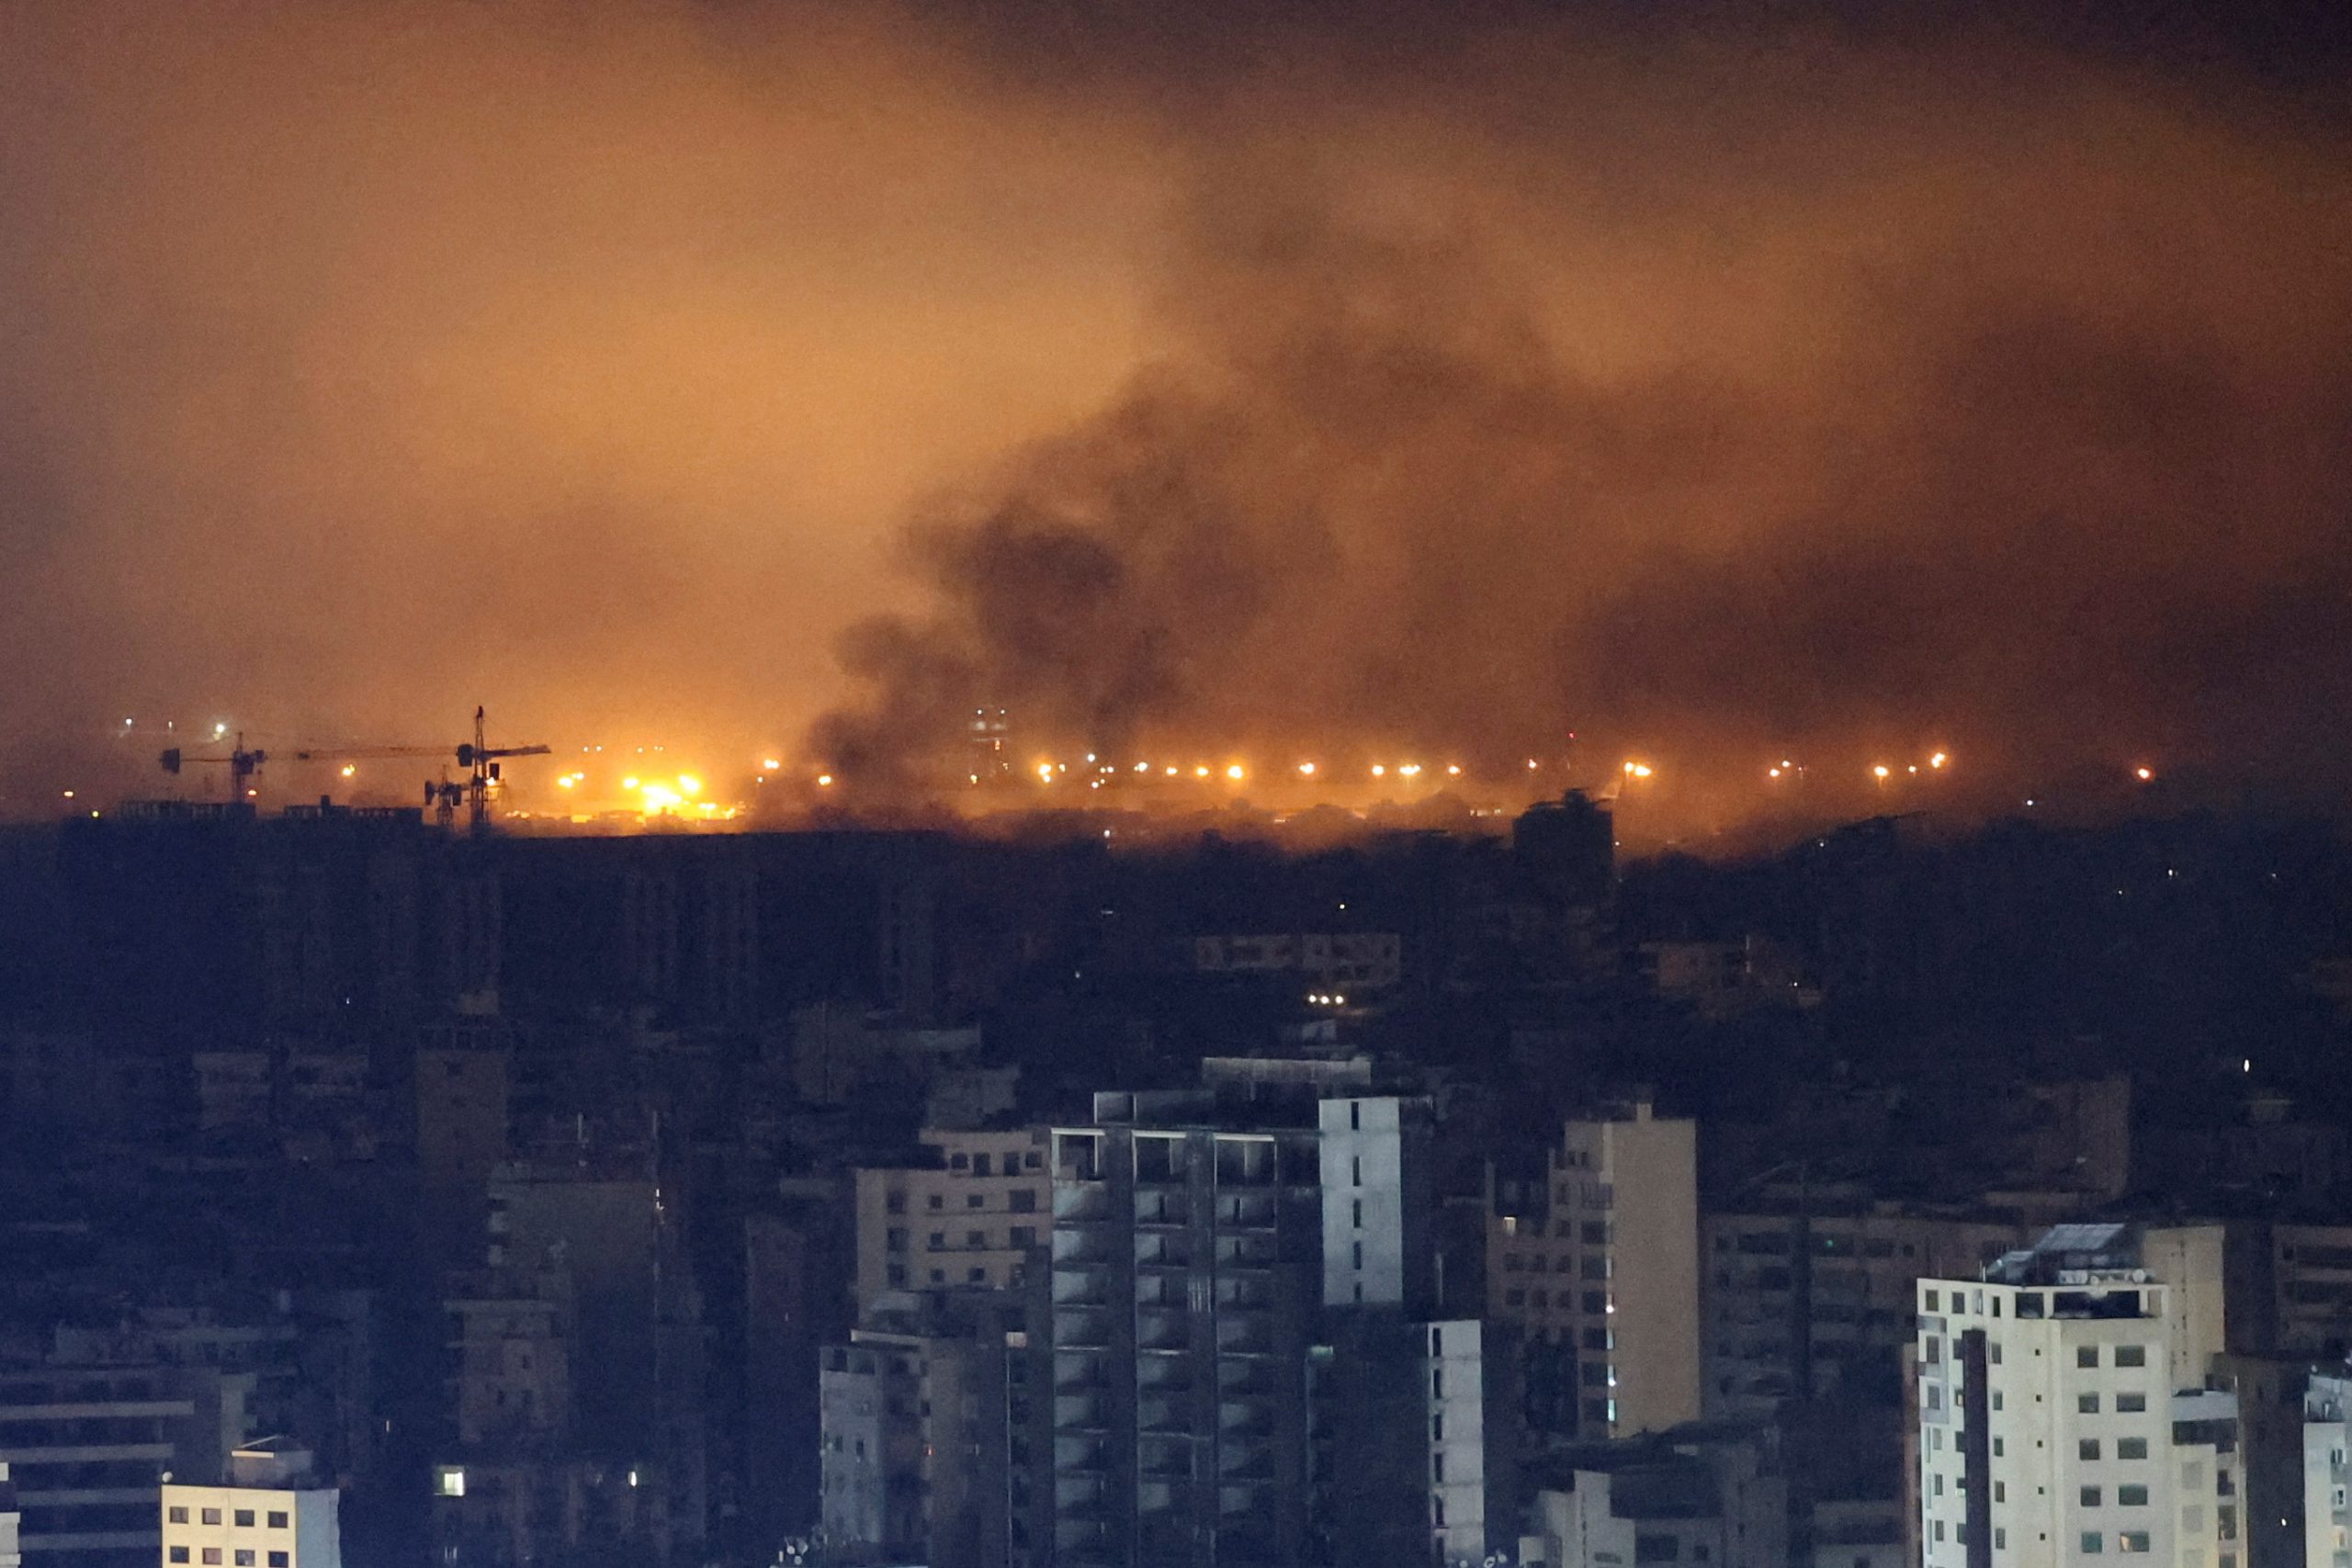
[6,0,2351,840]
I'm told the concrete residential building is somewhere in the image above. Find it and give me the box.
[1916,1224,2243,1568]
[2306,1372,2352,1568]
[1191,933,1404,994]
[1046,1089,1327,1568]
[0,1364,244,1568]
[1312,1318,1520,1568]
[160,1439,341,1568]
[853,1130,1051,1314]
[1704,1205,2031,1419]
[1,1462,18,1568]
[816,1292,1030,1568]
[1317,1096,1435,1314]
[1490,1100,1701,1438]
[1520,1423,1787,1568]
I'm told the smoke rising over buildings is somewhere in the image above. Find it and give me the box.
[5,1,2350,821]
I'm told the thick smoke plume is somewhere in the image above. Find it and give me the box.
[816,31,2352,823]
[4,2,2348,830]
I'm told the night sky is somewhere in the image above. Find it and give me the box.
[3,0,2347,831]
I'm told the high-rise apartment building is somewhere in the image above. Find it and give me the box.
[1490,1100,1701,1438]
[1046,1089,1327,1568]
[1916,1224,2243,1568]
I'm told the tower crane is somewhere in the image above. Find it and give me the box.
[158,734,268,799]
[456,706,551,831]
[289,706,551,831]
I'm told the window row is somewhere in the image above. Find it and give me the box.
[165,1508,291,1529]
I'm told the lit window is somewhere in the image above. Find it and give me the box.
[435,1466,467,1497]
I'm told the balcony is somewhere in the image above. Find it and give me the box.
[1055,1307,1114,1349]
[1136,1234,1194,1269]
[1055,1395,1111,1437]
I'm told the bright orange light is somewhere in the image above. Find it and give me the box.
[623,776,640,790]
[1037,762,1055,782]
[1398,763,1422,778]
[1194,765,1211,779]
[1446,764,1461,776]
[1872,764,1891,780]
[1297,761,1316,776]
[678,774,702,798]
[556,775,576,790]
[1134,761,1149,773]
[1226,763,1245,781]
[1165,766,1179,777]
[1371,764,1386,777]
[2135,766,2154,782]
[1929,751,1949,769]
[817,773,835,787]
[340,763,357,778]
[1526,759,1539,770]
[1769,767,1781,779]
[761,758,782,772]
[1629,764,1653,779]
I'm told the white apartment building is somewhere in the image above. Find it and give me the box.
[852,1129,1050,1314]
[160,1441,341,1568]
[2305,1372,2351,1568]
[1490,1100,1701,1438]
[1917,1224,2241,1568]
[1,1461,19,1568]
[1318,1096,1433,1312]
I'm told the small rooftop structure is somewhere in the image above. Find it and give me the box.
[1984,1222,2142,1286]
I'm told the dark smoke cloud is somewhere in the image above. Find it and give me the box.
[4,1,2348,830]
[815,28,2352,825]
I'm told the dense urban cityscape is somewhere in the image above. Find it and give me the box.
[7,0,2352,1565]
[3,783,2352,1567]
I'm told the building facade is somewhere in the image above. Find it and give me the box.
[160,1442,341,1568]
[1046,1090,1326,1568]
[1916,1224,2243,1568]
[853,1130,1051,1314]
[1490,1100,1701,1438]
